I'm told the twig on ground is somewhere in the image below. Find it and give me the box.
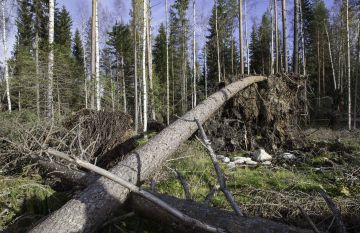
[204,184,220,206]
[194,118,244,216]
[319,190,347,233]
[175,169,192,200]
[297,205,322,233]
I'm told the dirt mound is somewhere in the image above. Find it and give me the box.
[205,74,306,152]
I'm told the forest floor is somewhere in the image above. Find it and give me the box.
[1,124,360,233]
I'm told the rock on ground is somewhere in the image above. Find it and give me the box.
[251,149,272,162]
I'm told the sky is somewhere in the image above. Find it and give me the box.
[1,0,335,61]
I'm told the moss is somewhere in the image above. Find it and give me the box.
[0,175,68,232]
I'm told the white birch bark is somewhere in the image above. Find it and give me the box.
[91,0,96,110]
[166,0,170,125]
[2,0,11,112]
[193,0,197,107]
[146,0,155,120]
[47,0,54,118]
[281,0,288,73]
[345,0,351,130]
[142,0,148,133]
[239,0,244,74]
[133,0,139,133]
[215,0,221,82]
[95,0,101,111]
[244,0,249,75]
[324,22,336,90]
[81,10,88,109]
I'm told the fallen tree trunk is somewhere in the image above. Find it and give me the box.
[131,192,313,233]
[39,159,313,233]
[29,76,267,233]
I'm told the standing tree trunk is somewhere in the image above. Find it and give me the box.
[215,0,221,82]
[345,0,351,130]
[274,0,279,73]
[95,0,100,111]
[204,47,208,98]
[270,1,274,75]
[281,0,288,73]
[133,0,139,133]
[91,0,97,110]
[47,0,54,118]
[142,0,148,133]
[121,56,127,113]
[324,22,337,90]
[244,0,250,75]
[35,33,40,116]
[299,1,306,76]
[354,23,360,129]
[238,0,244,74]
[2,0,11,113]
[193,0,197,107]
[166,0,170,125]
[293,0,299,73]
[81,12,89,109]
[147,0,155,120]
[317,31,321,106]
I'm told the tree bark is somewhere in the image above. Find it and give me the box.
[35,32,40,116]
[345,0,351,130]
[146,1,155,120]
[274,0,279,74]
[142,0,148,133]
[239,0,244,74]
[193,0,197,108]
[281,0,288,73]
[166,0,170,125]
[293,0,299,73]
[0,0,10,112]
[95,0,100,111]
[215,0,221,82]
[29,76,266,233]
[244,0,250,75]
[131,192,313,233]
[47,0,54,118]
[121,56,127,113]
[132,0,139,133]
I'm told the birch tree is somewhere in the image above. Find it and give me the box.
[345,0,351,130]
[281,0,288,72]
[274,0,279,73]
[91,0,96,110]
[47,0,54,118]
[147,0,155,120]
[324,22,336,90]
[142,0,148,133]
[132,0,139,133]
[215,0,221,82]
[192,0,197,107]
[293,0,299,73]
[239,0,244,74]
[166,0,169,125]
[1,0,11,112]
[95,0,100,110]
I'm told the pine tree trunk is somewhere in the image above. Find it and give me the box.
[142,0,148,133]
[299,1,306,76]
[215,0,221,82]
[274,0,279,73]
[281,0,288,73]
[324,22,337,90]
[193,0,197,107]
[133,0,139,133]
[165,0,170,125]
[121,56,127,113]
[147,1,155,120]
[204,47,208,98]
[239,0,244,74]
[345,0,351,130]
[293,0,299,73]
[81,14,89,109]
[317,31,321,107]
[354,23,359,129]
[47,0,54,118]
[28,76,267,233]
[270,1,274,75]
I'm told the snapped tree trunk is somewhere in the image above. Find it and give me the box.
[29,76,267,233]
[47,0,54,118]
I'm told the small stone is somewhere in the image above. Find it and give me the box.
[227,162,236,169]
[251,149,272,162]
[234,157,252,164]
[245,160,258,165]
[262,161,272,165]
[282,152,296,160]
[217,155,225,160]
[222,157,230,163]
